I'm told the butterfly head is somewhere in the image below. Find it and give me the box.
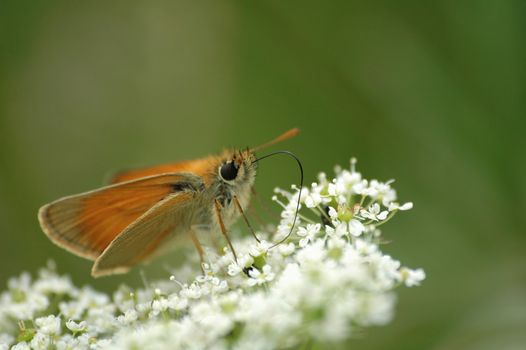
[218,149,257,185]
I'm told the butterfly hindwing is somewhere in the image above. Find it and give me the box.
[91,191,196,277]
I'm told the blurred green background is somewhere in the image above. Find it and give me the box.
[1,0,525,349]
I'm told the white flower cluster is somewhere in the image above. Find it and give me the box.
[0,159,424,350]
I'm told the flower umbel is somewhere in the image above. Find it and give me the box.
[0,159,424,350]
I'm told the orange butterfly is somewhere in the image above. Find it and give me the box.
[38,129,300,277]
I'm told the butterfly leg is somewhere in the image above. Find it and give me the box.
[214,199,238,262]
[233,195,260,243]
[190,231,205,272]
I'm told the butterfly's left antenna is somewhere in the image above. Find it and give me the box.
[253,150,304,248]
[250,128,300,153]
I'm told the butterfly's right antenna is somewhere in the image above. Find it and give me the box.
[253,150,304,249]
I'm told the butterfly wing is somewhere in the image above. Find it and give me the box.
[109,158,216,184]
[91,191,196,277]
[38,173,204,261]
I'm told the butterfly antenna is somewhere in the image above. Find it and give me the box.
[251,128,300,153]
[253,150,303,249]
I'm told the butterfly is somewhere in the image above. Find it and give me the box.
[38,129,300,277]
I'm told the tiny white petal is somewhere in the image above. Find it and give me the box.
[327,206,338,219]
[377,211,389,220]
[348,219,365,237]
[399,202,413,210]
[65,319,87,332]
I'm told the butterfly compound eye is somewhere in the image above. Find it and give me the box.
[220,161,238,181]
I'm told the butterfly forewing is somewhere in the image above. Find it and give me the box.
[109,158,216,184]
[38,173,203,261]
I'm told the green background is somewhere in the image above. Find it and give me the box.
[1,1,525,349]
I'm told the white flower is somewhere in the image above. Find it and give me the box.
[248,241,270,257]
[227,253,254,277]
[338,168,362,189]
[327,206,338,220]
[304,191,322,208]
[296,223,321,247]
[0,334,13,349]
[30,332,51,350]
[116,309,138,325]
[359,293,396,326]
[135,302,150,314]
[328,180,348,204]
[11,343,30,350]
[400,267,426,287]
[65,319,87,333]
[348,219,365,237]
[151,297,170,316]
[190,302,233,339]
[93,338,111,349]
[210,278,228,294]
[246,265,275,286]
[360,203,389,221]
[327,236,346,252]
[315,301,351,341]
[180,283,202,299]
[275,223,293,241]
[278,242,295,256]
[355,238,378,255]
[227,262,242,276]
[7,272,31,291]
[367,179,397,206]
[0,158,424,349]
[34,268,75,296]
[374,255,402,288]
[296,240,326,265]
[167,294,188,311]
[351,179,369,195]
[388,202,413,211]
[325,222,348,238]
[35,315,61,335]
